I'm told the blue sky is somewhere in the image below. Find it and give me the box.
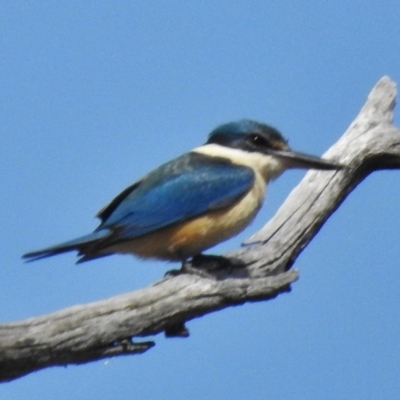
[1,2,399,399]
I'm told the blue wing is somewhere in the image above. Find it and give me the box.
[23,152,254,262]
[97,152,255,239]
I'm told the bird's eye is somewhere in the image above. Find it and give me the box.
[248,134,268,147]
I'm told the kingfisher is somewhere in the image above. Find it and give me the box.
[23,120,343,267]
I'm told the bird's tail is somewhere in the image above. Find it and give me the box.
[22,230,111,263]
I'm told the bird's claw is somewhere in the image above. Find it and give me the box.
[164,254,235,280]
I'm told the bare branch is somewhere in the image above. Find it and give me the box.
[0,77,398,382]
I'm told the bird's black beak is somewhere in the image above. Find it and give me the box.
[272,149,344,170]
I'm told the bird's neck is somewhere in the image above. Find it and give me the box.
[192,144,286,182]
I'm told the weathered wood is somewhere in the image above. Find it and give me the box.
[236,76,399,274]
[0,77,398,382]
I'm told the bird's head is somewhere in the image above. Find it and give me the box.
[206,120,343,180]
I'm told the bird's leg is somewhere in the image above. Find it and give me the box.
[191,254,248,277]
[165,253,245,280]
[180,257,217,279]
[163,257,213,279]
[191,254,233,271]
[181,253,238,278]
[165,252,235,279]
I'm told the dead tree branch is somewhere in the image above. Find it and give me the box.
[0,77,399,382]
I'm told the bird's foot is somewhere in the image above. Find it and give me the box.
[191,254,232,270]
[164,253,245,280]
[180,259,217,279]
[165,254,234,280]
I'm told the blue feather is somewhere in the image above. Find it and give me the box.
[98,153,254,240]
[23,152,254,262]
[23,230,110,262]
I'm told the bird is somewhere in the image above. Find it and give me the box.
[23,120,343,268]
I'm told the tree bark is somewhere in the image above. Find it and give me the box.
[1,77,399,383]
